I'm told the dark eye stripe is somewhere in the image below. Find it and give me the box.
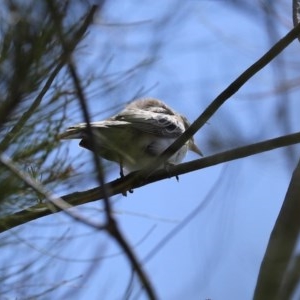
[166,123,177,131]
[157,117,178,132]
[158,117,167,123]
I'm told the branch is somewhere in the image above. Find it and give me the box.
[145,22,300,175]
[1,131,299,234]
[0,4,98,152]
[0,153,105,230]
[46,0,112,218]
[293,0,300,42]
[47,2,157,299]
[253,157,300,300]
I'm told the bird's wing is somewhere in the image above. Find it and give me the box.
[60,109,185,140]
[114,109,185,138]
[59,120,129,139]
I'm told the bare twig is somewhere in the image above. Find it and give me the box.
[47,2,157,299]
[293,0,300,42]
[253,157,300,300]
[2,15,300,300]
[1,130,299,234]
[145,22,300,175]
[0,3,97,152]
[46,0,111,219]
[0,152,105,229]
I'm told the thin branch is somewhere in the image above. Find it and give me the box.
[46,0,112,219]
[0,152,105,230]
[293,0,300,42]
[144,22,300,175]
[24,275,83,300]
[47,2,157,299]
[66,45,158,300]
[253,157,300,300]
[0,4,98,152]
[66,32,158,300]
[276,254,300,300]
[1,130,299,234]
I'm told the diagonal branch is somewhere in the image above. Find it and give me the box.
[0,152,105,229]
[145,22,300,175]
[253,156,300,300]
[1,130,299,234]
[46,0,112,219]
[0,4,99,151]
[47,2,157,299]
[293,0,300,42]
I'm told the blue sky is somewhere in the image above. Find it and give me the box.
[3,1,300,299]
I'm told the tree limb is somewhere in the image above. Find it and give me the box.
[1,131,299,234]
[147,22,300,175]
[253,156,300,300]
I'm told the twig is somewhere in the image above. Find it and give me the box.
[144,22,300,175]
[0,152,105,230]
[1,130,300,234]
[0,3,97,152]
[46,0,112,220]
[253,157,300,300]
[47,2,157,299]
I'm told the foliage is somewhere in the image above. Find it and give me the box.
[1,1,300,299]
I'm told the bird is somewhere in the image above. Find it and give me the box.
[60,98,202,176]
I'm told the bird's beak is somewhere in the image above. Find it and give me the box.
[189,142,203,157]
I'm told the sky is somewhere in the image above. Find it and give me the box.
[2,0,300,299]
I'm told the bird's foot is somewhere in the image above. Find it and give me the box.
[164,163,179,181]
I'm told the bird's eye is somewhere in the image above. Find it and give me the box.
[158,117,177,131]
[158,118,166,123]
[166,124,176,131]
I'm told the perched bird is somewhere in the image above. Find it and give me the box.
[60,98,202,176]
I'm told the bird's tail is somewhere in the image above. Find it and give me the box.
[58,123,88,139]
